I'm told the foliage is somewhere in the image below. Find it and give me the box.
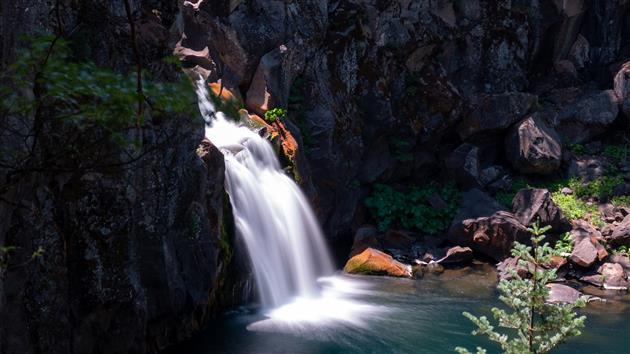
[552,232,573,256]
[456,223,587,354]
[603,145,630,163]
[264,107,287,123]
[612,195,630,207]
[550,192,597,221]
[568,143,586,155]
[568,176,623,199]
[612,245,630,257]
[1,36,196,135]
[365,184,460,234]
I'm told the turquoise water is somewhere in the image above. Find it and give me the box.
[173,264,630,354]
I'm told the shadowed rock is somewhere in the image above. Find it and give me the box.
[505,115,562,175]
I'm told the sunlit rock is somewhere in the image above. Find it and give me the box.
[344,248,412,278]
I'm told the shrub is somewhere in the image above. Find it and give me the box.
[264,107,286,123]
[456,223,587,354]
[364,184,460,234]
[550,192,597,221]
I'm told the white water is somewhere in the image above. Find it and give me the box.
[195,80,335,308]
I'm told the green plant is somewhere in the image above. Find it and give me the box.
[612,246,630,257]
[456,223,587,354]
[603,145,630,163]
[264,107,287,123]
[552,232,573,255]
[568,144,586,155]
[568,176,623,199]
[550,192,597,221]
[612,195,630,207]
[364,184,460,234]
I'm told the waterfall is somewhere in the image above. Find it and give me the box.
[195,80,334,308]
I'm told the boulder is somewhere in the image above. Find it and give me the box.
[344,248,412,278]
[437,246,473,265]
[512,188,571,232]
[451,211,531,262]
[555,90,620,143]
[569,221,608,267]
[580,263,628,290]
[245,45,291,116]
[609,214,630,247]
[546,283,583,304]
[497,257,530,280]
[458,92,538,140]
[445,143,481,189]
[614,61,630,117]
[505,115,562,175]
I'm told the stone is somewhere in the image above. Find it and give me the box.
[567,155,607,181]
[569,34,590,70]
[512,188,571,232]
[614,61,630,117]
[245,45,290,116]
[497,257,530,280]
[449,189,507,236]
[555,90,620,143]
[609,214,630,247]
[570,221,608,267]
[451,211,530,262]
[458,92,538,140]
[445,143,481,189]
[580,263,628,290]
[546,284,583,304]
[505,115,562,175]
[437,246,474,265]
[343,248,412,278]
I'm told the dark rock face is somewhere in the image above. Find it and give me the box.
[512,188,571,232]
[458,93,538,140]
[505,115,562,175]
[0,2,252,353]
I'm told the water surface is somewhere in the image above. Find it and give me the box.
[173,264,630,354]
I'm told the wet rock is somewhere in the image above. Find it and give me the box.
[609,214,630,247]
[344,248,412,278]
[445,143,481,189]
[458,92,538,140]
[512,188,571,232]
[437,246,473,265]
[505,115,562,175]
[546,283,583,304]
[570,221,608,267]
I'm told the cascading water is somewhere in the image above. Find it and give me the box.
[195,79,334,308]
[195,78,384,337]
